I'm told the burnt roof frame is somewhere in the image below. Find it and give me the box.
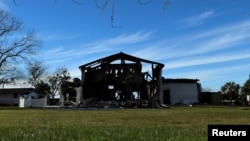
[79,52,165,69]
[77,52,165,107]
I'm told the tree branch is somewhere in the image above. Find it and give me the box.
[110,0,121,28]
[137,0,153,5]
[95,0,110,14]
[11,0,170,28]
[0,9,42,71]
[160,0,170,13]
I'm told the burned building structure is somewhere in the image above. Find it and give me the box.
[78,52,164,108]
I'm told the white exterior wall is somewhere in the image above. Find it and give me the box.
[163,82,199,105]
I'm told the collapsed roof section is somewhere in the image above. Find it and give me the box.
[79,52,164,107]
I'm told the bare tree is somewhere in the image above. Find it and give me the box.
[0,68,24,88]
[26,61,47,88]
[48,67,71,100]
[0,8,42,85]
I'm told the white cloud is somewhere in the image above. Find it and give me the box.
[131,43,174,61]
[40,20,250,83]
[0,0,10,12]
[38,32,84,41]
[165,63,250,91]
[184,20,250,41]
[163,49,250,69]
[80,30,156,53]
[76,30,156,56]
[128,20,250,69]
[39,30,156,66]
[106,30,155,45]
[180,9,215,27]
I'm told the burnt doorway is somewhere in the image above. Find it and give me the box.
[163,89,170,105]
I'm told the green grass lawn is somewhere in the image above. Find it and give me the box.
[0,106,249,141]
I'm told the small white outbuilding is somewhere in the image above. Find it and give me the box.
[162,78,201,105]
[0,88,34,105]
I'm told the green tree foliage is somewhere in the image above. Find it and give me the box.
[35,81,51,97]
[241,79,250,98]
[220,81,240,101]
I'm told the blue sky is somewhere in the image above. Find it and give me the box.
[1,0,250,91]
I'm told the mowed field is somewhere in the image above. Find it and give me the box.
[0,106,249,141]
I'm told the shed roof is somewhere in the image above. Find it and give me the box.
[162,78,199,83]
[79,52,164,69]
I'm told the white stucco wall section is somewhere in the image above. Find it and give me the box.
[163,82,199,105]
